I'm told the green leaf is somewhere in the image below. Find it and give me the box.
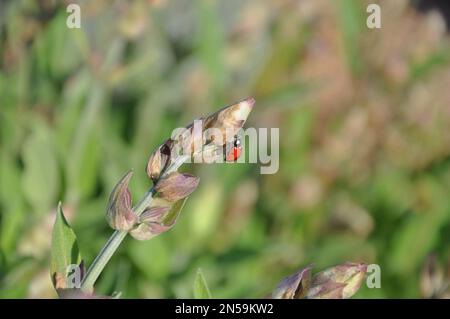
[196,0,227,95]
[162,197,188,226]
[22,121,59,214]
[50,202,82,289]
[67,130,101,201]
[66,87,104,201]
[193,268,212,299]
[338,0,364,75]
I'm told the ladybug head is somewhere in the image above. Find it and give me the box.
[234,135,241,147]
[224,135,243,162]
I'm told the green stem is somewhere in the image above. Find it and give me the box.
[80,155,189,292]
[80,230,127,291]
[80,188,155,291]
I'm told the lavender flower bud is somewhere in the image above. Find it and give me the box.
[155,172,200,202]
[130,198,187,240]
[306,262,367,299]
[106,170,137,231]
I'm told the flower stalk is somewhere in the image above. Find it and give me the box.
[80,191,153,291]
[80,157,186,291]
[79,98,255,293]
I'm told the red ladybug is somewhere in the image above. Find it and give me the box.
[225,136,242,162]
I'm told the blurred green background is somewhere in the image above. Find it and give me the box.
[1,0,450,298]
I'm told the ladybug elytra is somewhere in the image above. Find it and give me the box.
[224,135,242,162]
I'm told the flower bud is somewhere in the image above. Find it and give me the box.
[155,172,200,202]
[146,140,172,181]
[272,265,313,299]
[203,97,255,145]
[145,98,254,181]
[130,198,187,240]
[306,262,367,299]
[106,170,137,231]
[139,206,171,223]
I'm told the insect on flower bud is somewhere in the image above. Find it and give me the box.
[145,98,255,181]
[106,170,137,231]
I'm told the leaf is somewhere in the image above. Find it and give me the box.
[196,0,227,95]
[0,152,26,255]
[22,121,59,213]
[67,130,101,200]
[50,202,82,290]
[162,197,188,226]
[193,268,212,299]
[66,87,104,201]
[338,0,364,74]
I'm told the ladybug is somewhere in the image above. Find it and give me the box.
[224,135,242,162]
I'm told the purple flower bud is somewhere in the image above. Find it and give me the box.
[106,170,137,231]
[146,140,172,181]
[155,172,200,202]
[130,198,187,240]
[272,265,313,299]
[306,262,367,299]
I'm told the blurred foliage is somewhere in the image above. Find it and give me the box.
[1,0,450,298]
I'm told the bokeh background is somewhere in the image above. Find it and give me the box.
[1,0,450,298]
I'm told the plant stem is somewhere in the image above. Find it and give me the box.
[80,230,127,291]
[80,188,155,291]
[80,155,189,292]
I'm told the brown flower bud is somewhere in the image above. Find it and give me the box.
[145,98,254,181]
[272,265,313,299]
[146,140,172,181]
[154,172,200,202]
[306,262,367,299]
[139,206,171,223]
[203,97,255,145]
[130,198,187,240]
[106,170,137,231]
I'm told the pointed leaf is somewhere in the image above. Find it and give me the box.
[162,197,188,226]
[193,268,212,299]
[50,203,82,290]
[22,122,59,213]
